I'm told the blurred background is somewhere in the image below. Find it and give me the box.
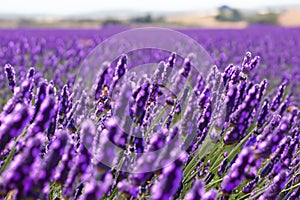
[0,0,300,28]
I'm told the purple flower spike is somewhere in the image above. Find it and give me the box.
[1,136,42,194]
[218,158,229,177]
[63,120,95,198]
[258,171,287,200]
[55,142,76,185]
[130,82,151,125]
[117,179,139,198]
[26,67,35,80]
[79,173,113,200]
[287,186,300,200]
[256,99,270,128]
[30,130,68,193]
[1,80,31,117]
[221,148,255,195]
[0,103,32,153]
[58,84,70,124]
[224,84,260,145]
[185,180,205,200]
[28,96,57,136]
[255,118,290,158]
[94,64,113,100]
[198,87,210,109]
[150,153,186,200]
[270,81,287,111]
[32,81,48,122]
[281,138,298,168]
[4,64,16,92]
[225,85,238,122]
[242,177,259,193]
[162,52,176,84]
[241,52,260,73]
[185,180,217,200]
[110,54,128,92]
[171,56,192,94]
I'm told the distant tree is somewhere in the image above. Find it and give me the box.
[215,5,243,22]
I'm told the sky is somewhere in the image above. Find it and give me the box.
[0,0,299,15]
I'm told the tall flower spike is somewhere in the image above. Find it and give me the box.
[32,81,48,122]
[270,81,287,111]
[162,52,176,85]
[0,135,43,194]
[224,85,260,145]
[255,118,290,158]
[280,138,298,168]
[195,74,205,96]
[26,67,35,80]
[258,171,287,200]
[63,120,95,198]
[111,54,128,92]
[241,52,252,69]
[117,179,139,198]
[171,56,192,94]
[218,158,229,177]
[222,64,234,88]
[4,64,16,92]
[59,84,70,124]
[25,67,35,103]
[129,128,167,186]
[1,80,31,116]
[130,82,150,125]
[225,85,238,122]
[55,142,75,185]
[94,64,113,100]
[150,153,186,200]
[184,180,205,200]
[242,177,259,194]
[28,96,57,136]
[221,148,255,195]
[0,104,32,153]
[198,87,210,109]
[29,130,68,195]
[256,99,270,128]
[79,173,113,200]
[257,79,268,103]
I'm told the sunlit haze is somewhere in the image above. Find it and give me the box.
[0,0,299,15]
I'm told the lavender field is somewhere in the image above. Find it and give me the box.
[0,25,299,200]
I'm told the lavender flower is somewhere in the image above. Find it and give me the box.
[117,179,139,198]
[58,84,70,124]
[255,118,290,158]
[258,171,287,200]
[79,173,113,200]
[221,148,255,195]
[63,120,95,198]
[0,104,32,153]
[256,99,270,128]
[55,142,75,185]
[185,180,217,200]
[28,96,57,136]
[270,81,287,111]
[32,81,48,122]
[4,64,16,92]
[0,135,43,195]
[150,153,186,200]
[33,130,68,190]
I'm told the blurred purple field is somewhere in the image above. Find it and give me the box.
[0,25,299,200]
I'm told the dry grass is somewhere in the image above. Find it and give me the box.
[278,8,300,27]
[165,13,247,29]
